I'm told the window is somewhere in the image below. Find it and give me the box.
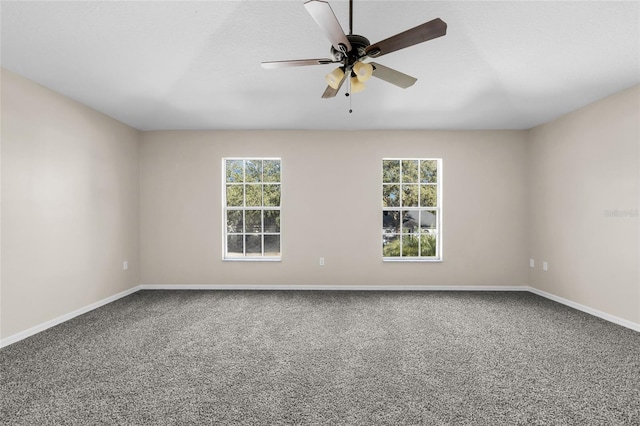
[382,158,442,260]
[223,158,281,260]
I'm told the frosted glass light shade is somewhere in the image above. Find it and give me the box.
[325,68,345,89]
[350,76,366,93]
[353,61,373,82]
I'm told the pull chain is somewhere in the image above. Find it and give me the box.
[346,75,353,113]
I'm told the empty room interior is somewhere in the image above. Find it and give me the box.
[1,0,639,424]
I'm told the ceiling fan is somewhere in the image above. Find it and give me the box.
[261,0,447,98]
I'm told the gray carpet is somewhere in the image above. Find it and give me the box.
[1,290,639,425]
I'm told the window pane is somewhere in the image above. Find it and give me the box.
[264,210,280,233]
[383,210,400,233]
[402,234,419,256]
[383,184,399,207]
[226,160,244,183]
[264,235,280,256]
[245,235,262,256]
[245,160,262,183]
[226,185,244,207]
[383,234,400,257]
[420,160,438,183]
[420,210,437,231]
[420,234,437,257]
[264,184,281,207]
[227,235,243,256]
[227,210,243,233]
[264,160,281,182]
[402,210,419,233]
[224,158,281,260]
[401,185,418,207]
[382,158,441,260]
[420,185,437,207]
[401,160,419,183]
[246,184,262,206]
[245,210,262,233]
[383,159,400,183]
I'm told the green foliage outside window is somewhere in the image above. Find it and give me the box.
[383,234,437,257]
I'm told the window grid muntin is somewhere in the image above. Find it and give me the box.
[223,158,281,260]
[383,158,441,260]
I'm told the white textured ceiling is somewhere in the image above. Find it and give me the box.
[1,0,639,130]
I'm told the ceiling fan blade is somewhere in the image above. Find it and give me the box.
[321,73,346,98]
[365,18,447,58]
[370,63,417,88]
[261,58,338,69]
[304,0,352,53]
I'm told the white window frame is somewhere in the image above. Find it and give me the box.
[222,158,281,261]
[382,158,443,262]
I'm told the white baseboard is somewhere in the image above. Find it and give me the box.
[139,284,530,292]
[2,284,636,348]
[0,285,141,349]
[526,286,640,333]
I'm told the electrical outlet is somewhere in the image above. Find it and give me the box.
[543,261,548,271]
[529,259,535,268]
[319,257,325,266]
[123,260,128,271]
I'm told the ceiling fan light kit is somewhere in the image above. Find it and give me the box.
[350,76,366,93]
[353,61,373,82]
[326,67,345,90]
[262,0,447,101]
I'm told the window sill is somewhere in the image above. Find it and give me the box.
[223,257,282,262]
[383,258,442,263]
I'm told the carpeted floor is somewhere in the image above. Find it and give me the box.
[1,290,639,425]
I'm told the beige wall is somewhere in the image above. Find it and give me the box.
[1,69,140,339]
[527,85,640,324]
[140,130,529,287]
[2,68,636,341]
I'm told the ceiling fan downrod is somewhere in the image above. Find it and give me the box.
[349,0,353,35]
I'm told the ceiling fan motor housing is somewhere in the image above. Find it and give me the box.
[331,34,370,67]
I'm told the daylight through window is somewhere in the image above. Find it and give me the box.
[382,159,442,260]
[223,158,281,259]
